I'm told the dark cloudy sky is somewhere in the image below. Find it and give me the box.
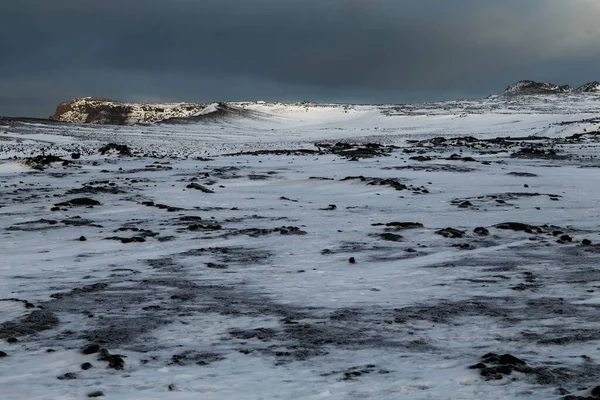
[2,0,600,117]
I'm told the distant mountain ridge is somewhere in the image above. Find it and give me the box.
[50,80,600,125]
[499,80,600,96]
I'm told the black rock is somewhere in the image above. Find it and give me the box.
[0,351,7,357]
[321,204,337,210]
[473,227,490,236]
[384,222,424,229]
[55,198,101,207]
[6,338,18,343]
[436,227,466,238]
[457,201,473,208]
[186,183,215,193]
[98,350,124,370]
[99,143,131,156]
[480,365,513,379]
[79,236,87,241]
[348,257,356,264]
[592,386,600,397]
[560,235,573,242]
[582,239,593,246]
[380,233,404,242]
[87,391,104,398]
[81,362,93,370]
[82,344,100,355]
[57,372,77,380]
[498,354,527,366]
[495,222,543,234]
[469,363,487,369]
[71,153,81,159]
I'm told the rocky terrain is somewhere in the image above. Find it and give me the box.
[52,98,213,125]
[499,80,600,97]
[2,92,600,399]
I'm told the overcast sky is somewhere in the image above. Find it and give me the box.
[2,0,600,117]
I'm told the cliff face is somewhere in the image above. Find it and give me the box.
[51,98,208,125]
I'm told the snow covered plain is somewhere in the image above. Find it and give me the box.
[1,96,600,399]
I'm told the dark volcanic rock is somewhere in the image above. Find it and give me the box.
[436,228,466,238]
[24,155,70,171]
[379,233,404,242]
[473,227,490,236]
[55,198,101,207]
[98,349,125,370]
[99,143,132,156]
[82,344,100,355]
[379,222,424,229]
[495,222,544,234]
[57,372,78,380]
[477,353,531,381]
[186,183,215,193]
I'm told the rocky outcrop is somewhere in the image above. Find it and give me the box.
[500,80,573,96]
[51,98,211,125]
[575,81,600,93]
[499,80,600,97]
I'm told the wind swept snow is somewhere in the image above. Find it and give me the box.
[1,96,600,399]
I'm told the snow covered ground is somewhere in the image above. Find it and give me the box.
[1,97,600,399]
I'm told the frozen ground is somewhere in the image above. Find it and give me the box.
[1,97,600,399]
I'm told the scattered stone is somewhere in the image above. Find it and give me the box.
[57,372,78,380]
[495,222,543,234]
[188,223,222,231]
[168,384,178,391]
[24,155,70,170]
[6,338,18,343]
[82,344,100,355]
[377,222,424,229]
[0,351,7,357]
[186,183,214,193]
[476,353,531,381]
[380,233,404,242]
[321,204,337,210]
[474,227,490,236]
[81,362,93,370]
[104,236,146,244]
[71,153,81,159]
[79,236,87,241]
[436,228,466,238]
[55,198,100,207]
[99,143,131,156]
[582,239,593,246]
[559,234,573,242]
[98,349,125,370]
[87,391,104,398]
[348,257,356,264]
[206,262,227,269]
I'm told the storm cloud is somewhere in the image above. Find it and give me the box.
[2,0,600,116]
